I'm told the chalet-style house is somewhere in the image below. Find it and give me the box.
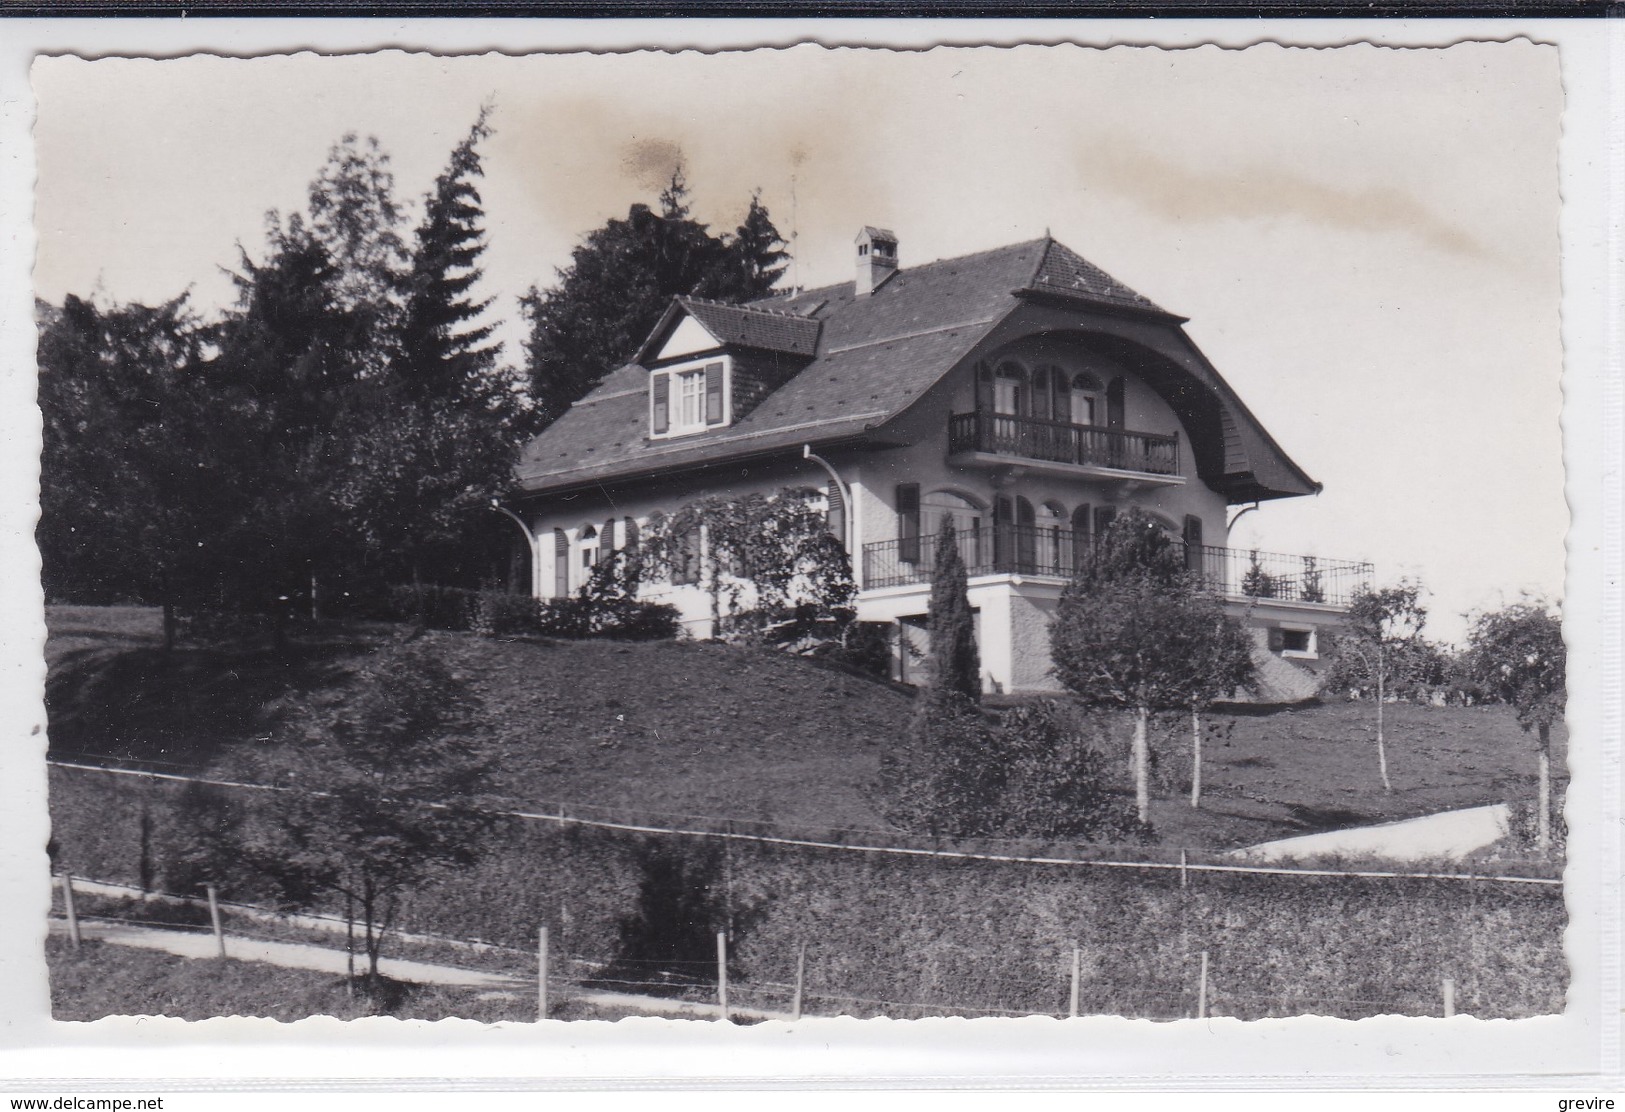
[514,229,1371,698]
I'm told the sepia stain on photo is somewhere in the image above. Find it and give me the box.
[32,41,1566,1023]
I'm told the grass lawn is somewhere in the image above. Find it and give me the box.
[45,937,533,1023]
[44,605,1565,850]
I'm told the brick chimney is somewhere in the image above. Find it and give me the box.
[854,226,898,297]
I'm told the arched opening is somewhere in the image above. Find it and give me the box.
[1040,501,1069,574]
[924,489,985,571]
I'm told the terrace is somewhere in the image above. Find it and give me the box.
[862,524,1372,607]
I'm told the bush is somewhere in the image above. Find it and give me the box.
[815,620,895,680]
[387,584,481,631]
[992,702,1149,842]
[384,583,680,642]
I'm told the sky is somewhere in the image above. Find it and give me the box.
[29,41,1565,645]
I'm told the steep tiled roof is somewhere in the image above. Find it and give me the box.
[517,239,1048,492]
[515,235,1312,500]
[1025,239,1167,314]
[670,297,821,357]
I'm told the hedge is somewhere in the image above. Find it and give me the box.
[46,766,1566,1020]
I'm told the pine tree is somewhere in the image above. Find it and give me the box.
[877,519,995,836]
[398,106,504,409]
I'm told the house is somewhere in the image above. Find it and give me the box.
[513,229,1371,699]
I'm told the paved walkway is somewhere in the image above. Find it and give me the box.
[1232,803,1512,863]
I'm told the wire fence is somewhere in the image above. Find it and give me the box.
[47,757,1563,887]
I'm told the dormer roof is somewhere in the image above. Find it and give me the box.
[636,296,822,365]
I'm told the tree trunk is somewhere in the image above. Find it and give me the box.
[1190,706,1203,809]
[1376,654,1392,792]
[1537,723,1552,852]
[1134,705,1151,825]
[362,879,380,981]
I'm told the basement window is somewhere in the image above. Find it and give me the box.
[1273,626,1317,659]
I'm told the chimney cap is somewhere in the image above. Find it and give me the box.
[855,226,898,244]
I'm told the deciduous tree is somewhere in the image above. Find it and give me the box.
[1050,509,1254,825]
[197,638,499,983]
[1325,583,1432,792]
[1465,600,1565,851]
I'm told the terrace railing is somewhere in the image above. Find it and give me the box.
[948,411,1181,477]
[862,525,1372,607]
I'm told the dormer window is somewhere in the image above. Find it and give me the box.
[650,357,731,438]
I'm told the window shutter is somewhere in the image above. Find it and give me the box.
[897,483,921,563]
[651,373,670,434]
[826,479,846,545]
[1268,627,1286,653]
[623,516,639,556]
[705,362,725,424]
[601,517,617,564]
[1106,376,1125,430]
[553,528,569,598]
[1183,514,1204,573]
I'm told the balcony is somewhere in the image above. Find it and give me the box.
[862,525,1372,607]
[948,411,1181,478]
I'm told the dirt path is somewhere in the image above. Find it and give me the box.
[50,918,522,988]
[49,917,795,1021]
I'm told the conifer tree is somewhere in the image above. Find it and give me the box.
[929,517,981,702]
[521,172,789,428]
[398,106,504,409]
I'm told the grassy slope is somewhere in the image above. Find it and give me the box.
[45,605,1566,848]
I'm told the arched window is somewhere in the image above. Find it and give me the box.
[1071,504,1093,572]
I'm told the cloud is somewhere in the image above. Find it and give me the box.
[1082,140,1492,261]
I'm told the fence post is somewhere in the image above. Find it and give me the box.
[716,931,729,1022]
[1180,849,1188,889]
[792,940,806,1021]
[60,873,81,949]
[206,884,226,959]
[537,925,549,1021]
[1069,943,1081,1018]
[1197,950,1209,1020]
[1442,977,1455,1018]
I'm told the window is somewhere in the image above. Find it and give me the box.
[994,361,1025,415]
[1270,626,1318,658]
[579,525,599,572]
[672,526,702,585]
[651,358,729,437]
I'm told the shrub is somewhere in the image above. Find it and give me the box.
[992,702,1149,842]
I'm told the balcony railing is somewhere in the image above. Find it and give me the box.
[862,525,1372,607]
[948,411,1181,477]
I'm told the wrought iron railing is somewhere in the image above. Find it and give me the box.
[862,525,1372,607]
[948,411,1181,477]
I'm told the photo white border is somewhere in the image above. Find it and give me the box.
[0,16,1615,1091]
